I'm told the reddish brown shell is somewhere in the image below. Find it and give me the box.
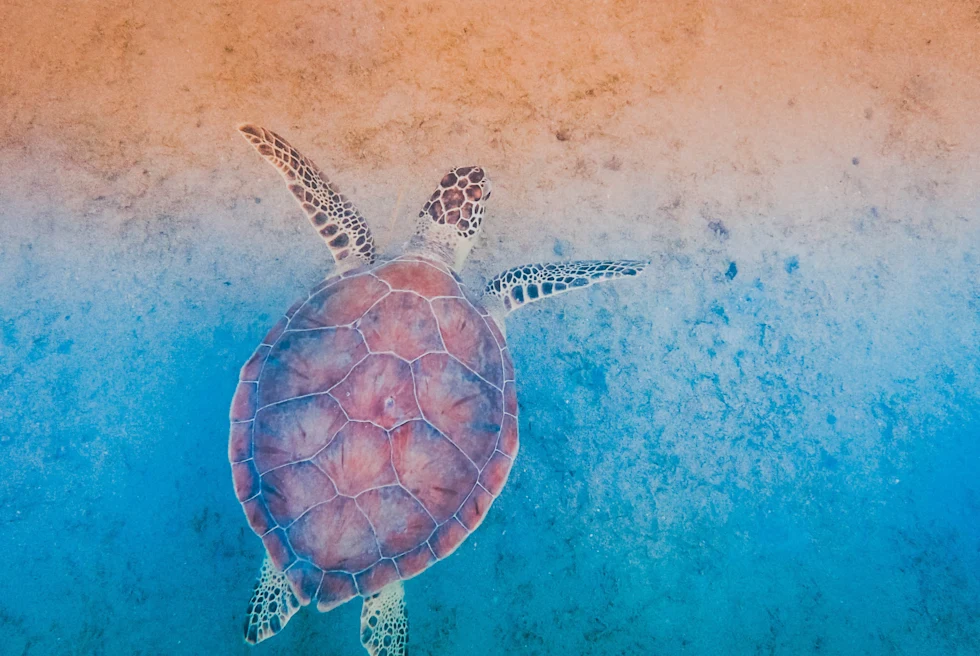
[229,255,518,611]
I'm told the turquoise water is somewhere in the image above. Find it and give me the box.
[1,197,978,655]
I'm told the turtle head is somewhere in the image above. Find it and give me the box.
[410,166,492,270]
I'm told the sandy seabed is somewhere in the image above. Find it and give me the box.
[1,1,979,654]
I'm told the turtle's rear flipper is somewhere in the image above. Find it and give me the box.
[485,259,649,315]
[238,124,376,272]
[360,581,408,656]
[244,556,301,645]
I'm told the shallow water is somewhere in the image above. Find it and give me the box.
[2,1,979,654]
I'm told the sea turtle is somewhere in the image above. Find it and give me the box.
[229,124,648,654]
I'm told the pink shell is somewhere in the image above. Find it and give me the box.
[229,256,517,609]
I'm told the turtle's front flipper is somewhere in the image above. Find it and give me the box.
[243,556,301,645]
[360,581,408,656]
[485,259,649,314]
[238,124,376,272]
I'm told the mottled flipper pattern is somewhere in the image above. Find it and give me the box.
[485,260,649,313]
[244,556,301,645]
[238,124,376,271]
[360,582,408,656]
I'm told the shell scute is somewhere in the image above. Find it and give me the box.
[357,485,436,557]
[228,421,252,463]
[479,451,512,497]
[393,543,437,579]
[232,459,261,502]
[261,461,338,525]
[253,394,347,473]
[262,528,297,571]
[431,297,503,388]
[263,316,288,345]
[331,354,421,430]
[288,496,380,572]
[231,382,257,421]
[314,422,397,496]
[354,559,401,597]
[357,292,443,360]
[390,420,478,523]
[258,328,366,405]
[502,347,515,382]
[504,381,518,416]
[375,260,462,298]
[412,353,502,467]
[240,345,271,382]
[500,413,519,459]
[241,496,276,536]
[285,561,322,606]
[285,297,307,319]
[458,484,494,531]
[316,572,358,612]
[430,518,470,559]
[291,274,388,329]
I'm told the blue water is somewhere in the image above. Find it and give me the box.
[1,197,978,655]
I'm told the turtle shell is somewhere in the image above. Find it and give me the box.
[229,255,518,612]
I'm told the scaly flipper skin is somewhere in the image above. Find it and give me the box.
[244,556,302,645]
[238,124,376,271]
[485,259,650,314]
[360,582,408,656]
